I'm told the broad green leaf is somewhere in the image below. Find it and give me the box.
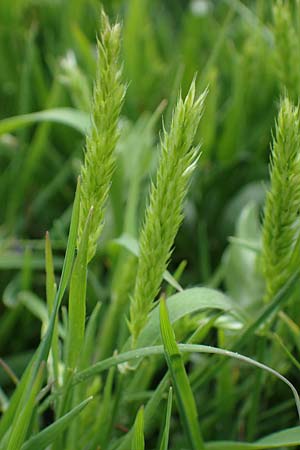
[0,108,89,136]
[160,299,204,450]
[206,425,300,449]
[21,397,93,450]
[223,202,264,309]
[136,287,241,349]
[131,406,145,450]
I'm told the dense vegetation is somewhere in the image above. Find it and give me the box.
[1,1,300,449]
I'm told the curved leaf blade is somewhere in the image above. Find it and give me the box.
[0,108,89,136]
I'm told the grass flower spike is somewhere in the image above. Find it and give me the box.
[78,10,125,261]
[262,98,300,302]
[129,81,207,344]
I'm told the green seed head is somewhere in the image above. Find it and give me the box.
[129,80,207,344]
[78,10,126,262]
[262,97,300,301]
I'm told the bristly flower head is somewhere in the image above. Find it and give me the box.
[129,80,207,345]
[262,97,300,302]
[78,10,126,262]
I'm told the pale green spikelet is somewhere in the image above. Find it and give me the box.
[78,10,126,262]
[262,97,300,302]
[129,81,207,344]
[273,0,300,100]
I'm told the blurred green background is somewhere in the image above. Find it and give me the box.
[1,0,299,435]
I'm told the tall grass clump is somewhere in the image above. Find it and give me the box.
[129,83,207,345]
[262,98,300,302]
[78,9,125,262]
[3,3,300,450]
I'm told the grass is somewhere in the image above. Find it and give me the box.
[1,0,300,449]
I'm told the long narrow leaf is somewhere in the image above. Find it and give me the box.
[6,363,44,450]
[66,206,92,370]
[131,406,145,450]
[0,179,81,440]
[206,425,300,449]
[21,397,93,450]
[159,387,173,450]
[159,298,204,450]
[0,108,89,136]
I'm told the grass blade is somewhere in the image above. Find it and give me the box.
[45,231,59,386]
[0,178,81,440]
[159,298,205,450]
[131,406,145,450]
[0,108,89,136]
[66,206,92,371]
[136,286,239,349]
[6,363,44,450]
[192,269,300,390]
[159,387,173,450]
[206,425,300,449]
[21,397,93,450]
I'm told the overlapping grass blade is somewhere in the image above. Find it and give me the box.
[131,406,145,450]
[45,231,59,385]
[136,286,240,349]
[0,178,80,440]
[191,269,300,390]
[158,387,173,450]
[206,425,300,449]
[21,397,93,450]
[6,363,44,450]
[66,206,92,371]
[0,108,89,136]
[159,298,205,450]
